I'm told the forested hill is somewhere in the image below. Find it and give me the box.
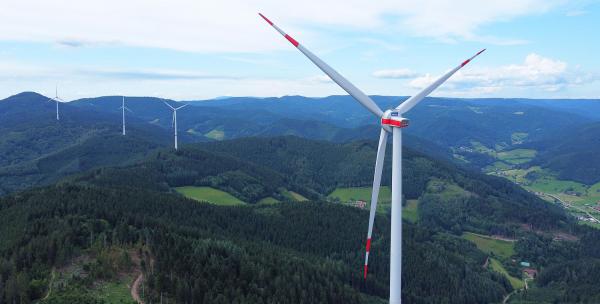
[0,135,595,303]
[197,136,569,233]
[0,92,175,195]
[68,136,570,234]
[0,184,512,304]
[71,144,314,203]
[530,122,600,184]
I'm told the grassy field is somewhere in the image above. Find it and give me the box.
[279,190,308,202]
[404,199,419,222]
[174,186,245,206]
[328,187,391,202]
[470,141,496,156]
[204,129,225,140]
[427,180,471,200]
[90,277,135,304]
[289,191,308,202]
[489,258,525,290]
[485,161,513,172]
[496,149,537,165]
[463,232,515,259]
[328,187,392,212]
[476,142,600,229]
[186,128,197,134]
[529,177,587,194]
[490,166,595,203]
[588,181,600,194]
[257,197,280,205]
[327,187,419,218]
[511,132,529,144]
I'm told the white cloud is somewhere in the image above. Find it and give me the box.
[0,60,346,100]
[391,0,564,43]
[0,0,568,53]
[305,75,333,84]
[0,61,240,81]
[373,68,420,79]
[408,53,596,95]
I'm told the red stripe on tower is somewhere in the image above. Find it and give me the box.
[258,13,273,26]
[285,34,299,47]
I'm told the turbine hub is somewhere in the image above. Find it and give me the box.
[381,110,409,128]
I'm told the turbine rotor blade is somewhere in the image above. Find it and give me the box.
[259,13,383,118]
[174,104,188,110]
[395,49,485,114]
[163,101,175,110]
[364,128,389,279]
[165,103,173,109]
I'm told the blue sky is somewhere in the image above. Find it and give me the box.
[0,0,598,100]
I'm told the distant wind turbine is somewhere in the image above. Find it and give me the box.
[119,96,132,135]
[47,85,66,120]
[260,13,485,304]
[163,101,188,150]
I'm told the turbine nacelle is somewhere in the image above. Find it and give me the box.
[381,110,409,128]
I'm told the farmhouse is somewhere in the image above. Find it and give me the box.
[351,200,367,209]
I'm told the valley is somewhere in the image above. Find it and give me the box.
[464,136,600,229]
[2,2,600,302]
[2,93,600,303]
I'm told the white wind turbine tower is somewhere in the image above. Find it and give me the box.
[260,13,485,304]
[119,96,132,135]
[47,85,65,120]
[163,101,188,150]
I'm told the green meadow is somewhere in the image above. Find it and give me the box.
[462,232,515,259]
[175,186,245,206]
[204,128,225,140]
[489,258,525,290]
[328,186,392,212]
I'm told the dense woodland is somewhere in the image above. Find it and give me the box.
[199,136,569,232]
[508,230,600,303]
[0,184,513,303]
[530,122,600,184]
[1,135,600,303]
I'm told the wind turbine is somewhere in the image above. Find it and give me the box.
[47,85,65,120]
[163,101,188,150]
[119,96,132,135]
[259,13,485,304]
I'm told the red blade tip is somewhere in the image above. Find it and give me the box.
[364,265,368,279]
[258,13,273,26]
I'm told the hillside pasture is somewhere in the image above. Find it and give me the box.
[496,149,537,165]
[462,232,515,259]
[489,258,525,290]
[328,186,392,212]
[175,186,245,206]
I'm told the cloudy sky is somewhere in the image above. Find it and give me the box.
[0,0,598,100]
